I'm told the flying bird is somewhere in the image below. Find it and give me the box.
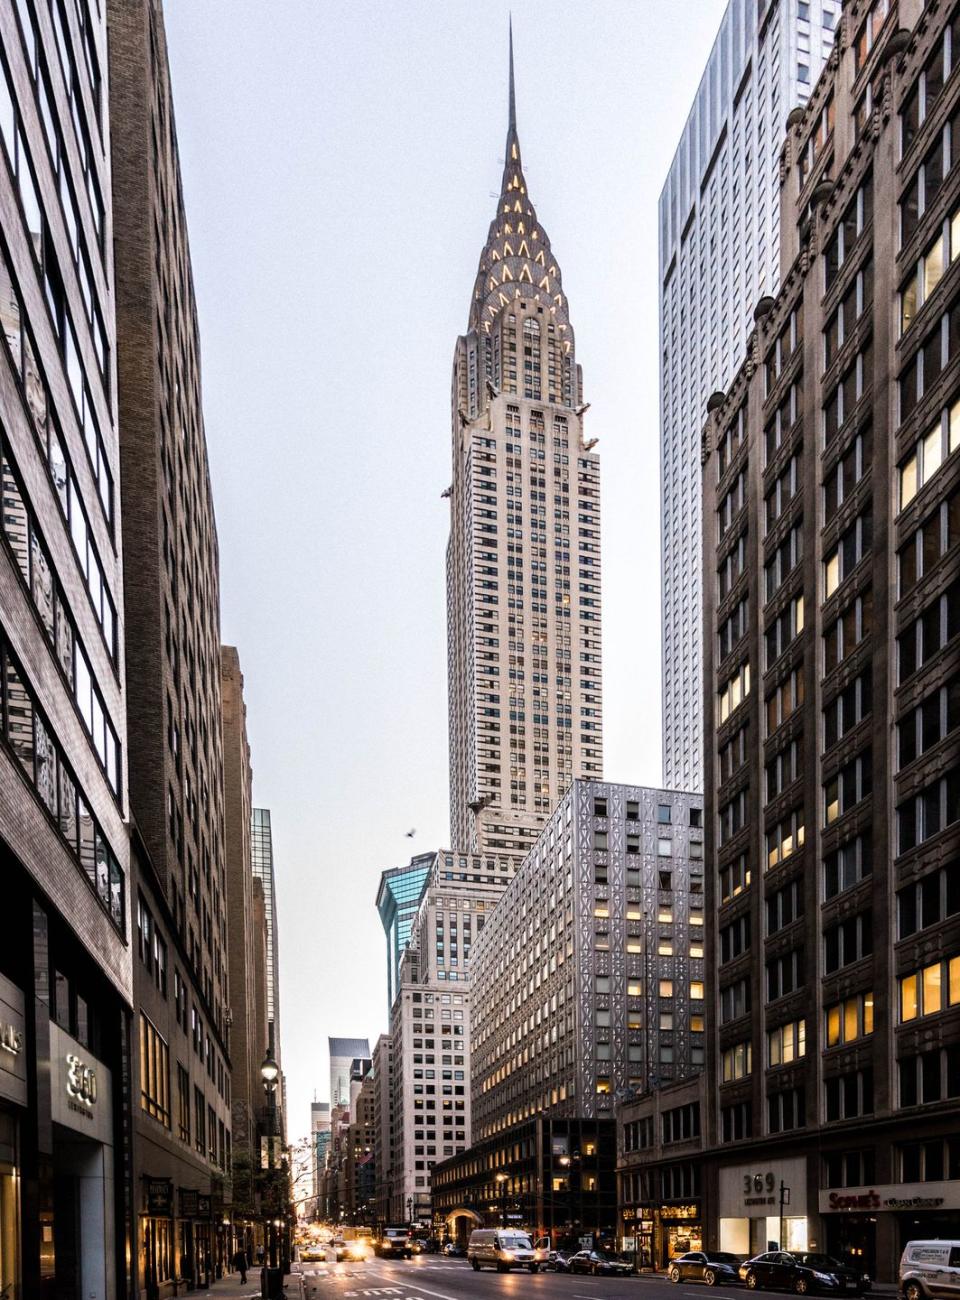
[405,829,416,838]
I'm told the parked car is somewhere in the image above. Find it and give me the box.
[739,1251,867,1294]
[670,1251,744,1286]
[899,1241,960,1300]
[796,1256,871,1294]
[551,1251,572,1273]
[568,1249,634,1276]
[468,1228,539,1272]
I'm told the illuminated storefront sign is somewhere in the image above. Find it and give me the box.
[820,1183,960,1213]
[0,976,26,1107]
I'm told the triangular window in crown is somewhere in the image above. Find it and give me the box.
[503,242,513,257]
[535,250,545,266]
[538,276,550,291]
[502,264,514,281]
[518,241,530,257]
[519,265,532,284]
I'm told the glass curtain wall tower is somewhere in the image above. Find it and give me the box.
[660,0,838,790]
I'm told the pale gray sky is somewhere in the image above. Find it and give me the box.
[162,0,728,1146]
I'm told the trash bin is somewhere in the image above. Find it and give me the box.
[260,1265,283,1298]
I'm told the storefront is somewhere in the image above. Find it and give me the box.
[0,975,26,1300]
[179,1188,215,1287]
[620,1201,701,1268]
[820,1182,960,1283]
[48,1022,116,1300]
[718,1156,809,1256]
[140,1177,175,1297]
[662,1202,703,1263]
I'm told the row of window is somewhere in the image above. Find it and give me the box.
[0,49,110,458]
[1,440,119,792]
[900,199,960,336]
[0,620,123,930]
[720,1058,960,1145]
[899,394,960,509]
[0,237,116,655]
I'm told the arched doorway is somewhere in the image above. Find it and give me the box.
[445,1208,481,1246]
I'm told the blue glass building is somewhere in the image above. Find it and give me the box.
[375,853,434,1012]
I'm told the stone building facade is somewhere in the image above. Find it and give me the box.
[386,853,503,1223]
[109,0,233,1289]
[432,781,704,1242]
[700,0,960,1279]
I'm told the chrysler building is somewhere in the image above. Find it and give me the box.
[447,31,603,858]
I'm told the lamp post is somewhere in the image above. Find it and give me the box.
[779,1182,791,1253]
[495,1172,508,1228]
[261,1045,280,1280]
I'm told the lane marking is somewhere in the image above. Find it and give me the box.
[361,1267,465,1300]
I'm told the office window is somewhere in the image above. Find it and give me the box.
[139,1014,170,1128]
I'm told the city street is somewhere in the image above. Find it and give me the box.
[299,1259,755,1300]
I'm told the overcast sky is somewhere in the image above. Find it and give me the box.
[162,0,728,1146]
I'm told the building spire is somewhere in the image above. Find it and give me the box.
[502,17,522,185]
[508,16,516,134]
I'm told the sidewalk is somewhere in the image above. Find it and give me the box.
[191,1263,305,1300]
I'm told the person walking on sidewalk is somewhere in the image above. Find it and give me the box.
[232,1248,248,1284]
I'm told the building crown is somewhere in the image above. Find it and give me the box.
[468,21,575,361]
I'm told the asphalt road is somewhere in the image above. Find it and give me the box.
[298,1257,752,1300]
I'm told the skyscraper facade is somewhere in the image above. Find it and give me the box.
[470,781,705,1142]
[385,854,502,1223]
[328,1037,371,1112]
[110,0,234,1288]
[376,852,434,1011]
[699,0,960,1277]
[0,2,132,1293]
[660,0,838,791]
[446,34,602,860]
[220,648,262,1161]
[251,807,281,1057]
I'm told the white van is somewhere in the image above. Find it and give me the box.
[467,1228,539,1272]
[900,1241,960,1300]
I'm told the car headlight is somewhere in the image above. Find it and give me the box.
[501,1250,514,1260]
[813,1272,834,1283]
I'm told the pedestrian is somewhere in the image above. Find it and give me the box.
[257,1245,265,1266]
[233,1248,247,1283]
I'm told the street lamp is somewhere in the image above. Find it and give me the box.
[261,1048,280,1274]
[495,1173,508,1228]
